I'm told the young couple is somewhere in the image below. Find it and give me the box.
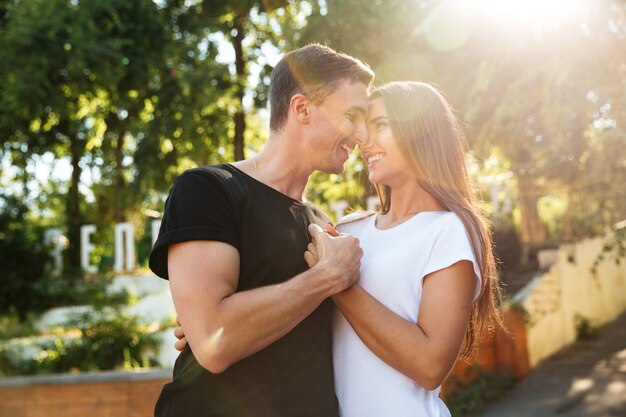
[149,44,502,417]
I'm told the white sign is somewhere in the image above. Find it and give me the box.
[45,197,385,273]
[45,220,162,274]
[80,225,97,273]
[113,223,135,273]
[44,228,64,276]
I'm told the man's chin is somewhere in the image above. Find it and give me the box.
[317,161,345,175]
[330,164,346,175]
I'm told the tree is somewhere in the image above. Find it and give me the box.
[0,0,234,273]
[165,0,289,161]
[1,0,96,274]
[290,0,626,243]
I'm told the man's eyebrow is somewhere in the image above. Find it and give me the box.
[347,105,367,115]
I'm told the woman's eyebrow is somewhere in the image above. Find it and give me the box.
[367,116,387,124]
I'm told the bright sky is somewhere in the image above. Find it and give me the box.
[420,0,594,52]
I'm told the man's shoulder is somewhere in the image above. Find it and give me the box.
[182,164,238,181]
[173,164,247,190]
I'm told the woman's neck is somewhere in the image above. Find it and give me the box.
[379,180,446,227]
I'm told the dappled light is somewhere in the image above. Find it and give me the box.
[1,1,625,416]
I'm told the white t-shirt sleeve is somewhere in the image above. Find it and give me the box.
[421,213,482,301]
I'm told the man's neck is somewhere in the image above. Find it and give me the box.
[232,135,312,201]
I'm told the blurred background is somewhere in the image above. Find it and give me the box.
[0,0,625,416]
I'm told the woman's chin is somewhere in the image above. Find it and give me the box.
[368,172,383,186]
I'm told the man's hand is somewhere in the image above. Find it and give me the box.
[173,316,187,352]
[305,223,362,295]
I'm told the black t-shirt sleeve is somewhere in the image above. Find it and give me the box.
[149,169,241,279]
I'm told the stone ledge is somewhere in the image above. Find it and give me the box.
[0,368,172,388]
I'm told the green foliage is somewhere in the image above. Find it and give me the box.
[574,314,598,341]
[305,156,372,222]
[0,306,159,376]
[445,365,517,417]
[492,217,523,272]
[37,279,132,310]
[0,192,135,318]
[2,0,625,273]
[0,195,52,319]
[591,227,626,274]
[0,0,243,273]
[0,311,39,340]
[295,0,626,243]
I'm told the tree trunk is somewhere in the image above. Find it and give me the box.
[517,173,546,245]
[114,131,126,223]
[232,16,246,161]
[66,131,83,279]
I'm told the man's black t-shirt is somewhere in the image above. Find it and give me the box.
[149,164,338,417]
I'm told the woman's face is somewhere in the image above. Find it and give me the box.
[361,97,414,186]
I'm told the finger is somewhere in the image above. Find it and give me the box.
[325,223,339,237]
[304,250,317,268]
[174,337,187,352]
[307,242,317,253]
[176,316,181,326]
[308,223,326,242]
[173,326,185,340]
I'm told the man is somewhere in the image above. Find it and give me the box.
[149,44,374,417]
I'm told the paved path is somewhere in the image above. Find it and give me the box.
[473,311,626,417]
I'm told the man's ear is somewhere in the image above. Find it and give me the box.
[290,94,310,124]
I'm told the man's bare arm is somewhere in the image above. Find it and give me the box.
[169,224,362,374]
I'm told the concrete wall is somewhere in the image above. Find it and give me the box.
[516,233,626,367]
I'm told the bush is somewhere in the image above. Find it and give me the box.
[0,196,52,319]
[0,306,160,376]
[0,310,39,339]
[574,314,598,341]
[446,365,516,417]
[35,277,133,309]
[492,218,523,272]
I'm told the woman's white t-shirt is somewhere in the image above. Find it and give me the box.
[333,211,482,417]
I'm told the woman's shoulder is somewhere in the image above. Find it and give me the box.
[437,210,461,223]
[336,211,376,229]
[429,211,475,246]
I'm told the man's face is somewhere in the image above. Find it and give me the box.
[307,80,369,174]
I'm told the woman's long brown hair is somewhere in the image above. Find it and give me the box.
[371,82,503,357]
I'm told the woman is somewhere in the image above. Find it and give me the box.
[305,81,502,417]
[174,81,502,417]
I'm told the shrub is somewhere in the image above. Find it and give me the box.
[492,218,523,272]
[0,306,160,376]
[0,195,52,319]
[445,365,516,417]
[574,314,598,341]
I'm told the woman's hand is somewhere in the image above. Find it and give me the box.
[173,316,187,351]
[304,223,339,267]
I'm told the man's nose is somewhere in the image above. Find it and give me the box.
[353,122,369,147]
